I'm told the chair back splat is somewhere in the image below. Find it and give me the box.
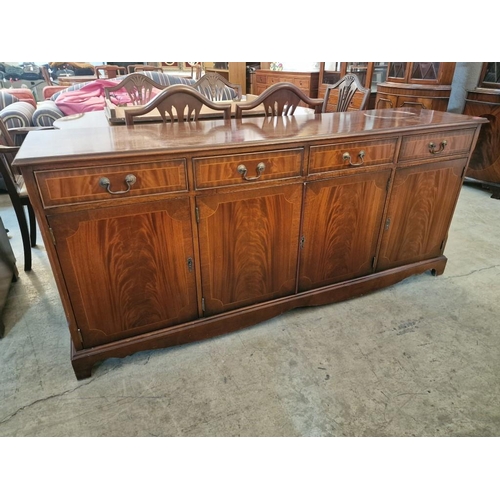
[235,82,323,118]
[0,118,37,271]
[193,72,242,101]
[104,74,167,106]
[124,85,232,125]
[322,73,371,113]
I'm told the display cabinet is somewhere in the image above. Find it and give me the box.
[375,62,456,111]
[463,62,500,198]
[318,62,388,109]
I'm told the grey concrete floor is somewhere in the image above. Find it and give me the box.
[0,183,499,437]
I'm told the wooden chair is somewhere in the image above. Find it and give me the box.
[124,84,232,125]
[235,82,324,118]
[192,72,242,101]
[104,74,167,106]
[0,118,37,271]
[127,65,164,74]
[95,65,126,79]
[322,73,371,113]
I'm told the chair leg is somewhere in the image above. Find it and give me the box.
[27,203,37,247]
[12,203,32,271]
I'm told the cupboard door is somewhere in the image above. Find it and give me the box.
[298,170,391,292]
[376,158,467,271]
[197,184,303,315]
[48,198,198,348]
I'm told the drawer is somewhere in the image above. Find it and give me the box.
[309,138,397,174]
[269,76,282,85]
[399,128,476,162]
[36,159,187,208]
[256,74,267,84]
[194,148,303,189]
[294,78,311,91]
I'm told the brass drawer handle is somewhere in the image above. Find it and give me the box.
[428,140,447,154]
[237,162,265,181]
[343,150,365,166]
[99,174,137,195]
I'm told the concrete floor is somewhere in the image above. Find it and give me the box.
[0,183,499,437]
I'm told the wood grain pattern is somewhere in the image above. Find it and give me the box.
[398,128,476,162]
[309,138,397,173]
[36,159,187,207]
[197,184,302,315]
[299,170,391,291]
[377,159,466,271]
[194,148,303,188]
[463,92,500,185]
[48,199,197,348]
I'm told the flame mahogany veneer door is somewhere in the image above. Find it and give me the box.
[298,170,391,292]
[196,184,303,316]
[48,198,198,348]
[376,158,467,271]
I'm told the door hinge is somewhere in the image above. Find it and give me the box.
[195,206,200,224]
[187,257,193,273]
[384,217,391,231]
[49,226,56,246]
[201,297,205,312]
[300,235,306,249]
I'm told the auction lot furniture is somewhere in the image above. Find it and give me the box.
[462,62,500,198]
[14,108,485,379]
[375,62,456,111]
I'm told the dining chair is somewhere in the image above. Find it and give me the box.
[322,73,371,113]
[192,72,242,101]
[95,65,127,79]
[234,82,324,118]
[127,65,164,74]
[104,73,167,106]
[124,84,232,125]
[0,118,37,271]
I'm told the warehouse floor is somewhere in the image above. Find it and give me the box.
[0,183,499,437]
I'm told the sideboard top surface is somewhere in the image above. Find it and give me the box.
[14,108,486,167]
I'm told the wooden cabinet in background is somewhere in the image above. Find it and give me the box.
[462,62,500,198]
[14,108,485,379]
[254,69,319,98]
[318,62,388,109]
[376,62,456,112]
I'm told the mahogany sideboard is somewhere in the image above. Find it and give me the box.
[254,70,319,98]
[13,108,486,379]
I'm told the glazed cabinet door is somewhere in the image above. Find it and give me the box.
[48,198,199,348]
[196,184,303,315]
[298,170,391,292]
[376,158,467,271]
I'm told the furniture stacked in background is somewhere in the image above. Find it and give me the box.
[375,62,456,111]
[318,62,388,109]
[0,217,18,338]
[462,62,500,199]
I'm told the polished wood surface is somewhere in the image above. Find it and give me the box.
[235,82,323,118]
[15,108,486,378]
[322,73,371,112]
[376,63,456,112]
[463,88,500,198]
[254,70,319,99]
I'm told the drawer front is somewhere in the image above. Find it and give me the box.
[399,128,476,162]
[294,78,311,91]
[194,149,303,189]
[256,74,267,84]
[309,138,398,174]
[36,159,187,208]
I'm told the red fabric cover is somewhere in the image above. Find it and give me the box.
[3,88,36,108]
[54,79,162,115]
